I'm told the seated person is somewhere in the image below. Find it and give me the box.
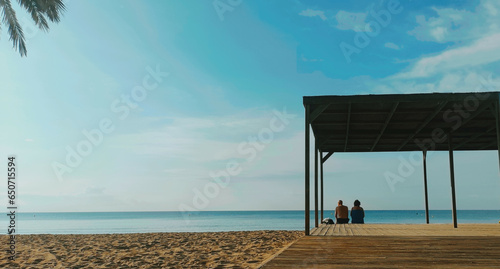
[335,200,349,224]
[351,199,365,224]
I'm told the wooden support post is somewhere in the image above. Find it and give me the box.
[305,105,310,235]
[321,152,333,223]
[496,97,500,176]
[314,142,319,228]
[320,151,324,221]
[423,151,430,224]
[448,133,458,228]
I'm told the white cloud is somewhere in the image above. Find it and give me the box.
[430,26,447,42]
[299,9,327,21]
[376,0,500,97]
[108,110,299,165]
[483,0,498,15]
[299,8,371,33]
[384,42,401,50]
[301,54,324,62]
[409,0,500,43]
[394,33,500,79]
[335,10,369,32]
[371,71,500,95]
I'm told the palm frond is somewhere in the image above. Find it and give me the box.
[35,0,66,22]
[16,0,49,31]
[1,0,27,56]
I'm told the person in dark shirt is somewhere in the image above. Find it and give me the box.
[351,199,365,224]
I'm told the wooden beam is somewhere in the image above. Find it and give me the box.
[371,102,399,151]
[397,101,448,151]
[303,92,498,105]
[479,141,497,150]
[305,104,310,235]
[423,151,430,224]
[322,152,334,163]
[448,133,458,229]
[453,126,496,150]
[309,104,330,123]
[314,120,411,126]
[318,109,445,116]
[344,103,351,152]
[317,134,334,148]
[314,142,319,228]
[456,100,494,130]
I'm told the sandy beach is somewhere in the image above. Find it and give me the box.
[1,230,302,268]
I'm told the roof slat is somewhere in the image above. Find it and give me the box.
[371,102,399,152]
[396,101,448,151]
[344,103,351,152]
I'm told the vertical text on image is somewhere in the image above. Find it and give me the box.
[6,156,17,261]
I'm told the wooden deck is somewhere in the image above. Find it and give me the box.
[309,223,500,236]
[260,224,500,268]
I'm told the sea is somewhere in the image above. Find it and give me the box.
[4,210,500,235]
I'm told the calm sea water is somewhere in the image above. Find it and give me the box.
[4,210,500,234]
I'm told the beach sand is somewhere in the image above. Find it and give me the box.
[1,230,303,268]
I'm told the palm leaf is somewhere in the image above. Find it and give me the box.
[1,0,27,56]
[0,0,65,56]
[16,0,50,31]
[35,0,66,22]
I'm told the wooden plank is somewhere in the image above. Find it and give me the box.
[322,225,330,236]
[336,224,342,235]
[346,225,353,236]
[309,224,500,237]
[332,224,339,235]
[314,224,322,235]
[327,224,335,236]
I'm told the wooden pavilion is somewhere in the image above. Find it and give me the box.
[303,91,500,235]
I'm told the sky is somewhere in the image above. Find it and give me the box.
[1,0,500,213]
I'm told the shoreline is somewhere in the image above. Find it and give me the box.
[0,230,303,268]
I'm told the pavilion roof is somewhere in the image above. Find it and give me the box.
[303,92,500,152]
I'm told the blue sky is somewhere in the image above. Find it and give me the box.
[1,0,500,213]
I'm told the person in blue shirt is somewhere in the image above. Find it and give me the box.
[351,200,365,224]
